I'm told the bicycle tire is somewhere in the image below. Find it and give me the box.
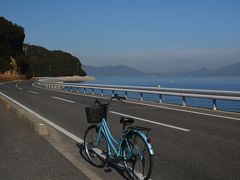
[122,132,153,180]
[84,125,108,167]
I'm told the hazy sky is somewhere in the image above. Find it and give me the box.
[1,0,240,73]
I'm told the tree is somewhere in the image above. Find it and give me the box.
[0,16,32,77]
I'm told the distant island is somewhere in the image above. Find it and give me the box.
[83,65,145,76]
[0,16,85,81]
[84,62,240,77]
[185,62,240,76]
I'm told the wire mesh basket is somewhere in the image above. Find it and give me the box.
[85,106,108,123]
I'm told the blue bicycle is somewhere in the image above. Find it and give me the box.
[84,94,154,179]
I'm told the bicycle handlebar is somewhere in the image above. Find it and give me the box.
[95,94,126,107]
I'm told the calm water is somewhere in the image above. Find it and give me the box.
[67,76,240,112]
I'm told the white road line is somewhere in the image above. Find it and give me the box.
[16,82,21,88]
[32,83,240,121]
[126,101,240,121]
[0,91,83,143]
[52,96,75,103]
[110,111,191,132]
[28,90,40,95]
[18,88,23,90]
[1,91,149,180]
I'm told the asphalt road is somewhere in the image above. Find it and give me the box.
[0,92,87,180]
[1,80,240,180]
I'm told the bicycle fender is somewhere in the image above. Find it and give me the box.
[130,130,154,155]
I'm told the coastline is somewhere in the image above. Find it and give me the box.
[1,75,95,83]
[34,75,96,83]
[58,75,96,82]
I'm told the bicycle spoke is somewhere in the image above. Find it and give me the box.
[84,125,108,167]
[123,132,152,179]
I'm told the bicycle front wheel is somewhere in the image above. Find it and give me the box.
[122,132,153,180]
[84,125,108,167]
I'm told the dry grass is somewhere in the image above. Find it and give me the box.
[0,71,22,82]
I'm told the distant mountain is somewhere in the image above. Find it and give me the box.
[187,62,240,76]
[83,65,145,76]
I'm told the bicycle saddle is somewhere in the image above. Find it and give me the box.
[120,117,134,124]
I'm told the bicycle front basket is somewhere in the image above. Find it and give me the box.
[85,106,108,123]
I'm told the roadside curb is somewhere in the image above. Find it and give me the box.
[0,92,102,180]
[0,93,48,136]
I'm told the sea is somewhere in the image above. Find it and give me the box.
[68,76,240,113]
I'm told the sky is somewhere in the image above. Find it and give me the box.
[1,0,240,73]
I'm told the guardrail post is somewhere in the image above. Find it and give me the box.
[125,91,128,99]
[70,87,73,92]
[112,90,115,97]
[101,90,103,96]
[182,96,186,107]
[140,93,143,101]
[159,94,162,103]
[91,88,94,95]
[213,99,217,111]
[83,88,86,94]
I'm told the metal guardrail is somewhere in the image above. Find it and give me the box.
[36,81,240,112]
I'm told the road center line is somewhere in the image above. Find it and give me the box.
[110,111,191,132]
[33,82,240,121]
[52,96,75,103]
[126,101,240,121]
[28,90,40,95]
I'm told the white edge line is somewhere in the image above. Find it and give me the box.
[52,96,75,103]
[28,90,40,95]
[18,88,23,90]
[32,82,240,121]
[0,91,83,143]
[126,101,240,121]
[110,111,191,132]
[0,89,151,180]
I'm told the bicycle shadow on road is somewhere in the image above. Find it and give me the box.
[76,142,131,180]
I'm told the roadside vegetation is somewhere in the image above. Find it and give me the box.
[0,16,85,81]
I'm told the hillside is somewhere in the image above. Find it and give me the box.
[83,65,145,76]
[0,16,86,80]
[25,45,86,77]
[0,16,27,79]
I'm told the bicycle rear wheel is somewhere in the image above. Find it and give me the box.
[84,125,108,167]
[122,132,153,180]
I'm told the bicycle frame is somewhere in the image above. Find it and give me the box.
[96,118,154,159]
[97,118,125,158]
